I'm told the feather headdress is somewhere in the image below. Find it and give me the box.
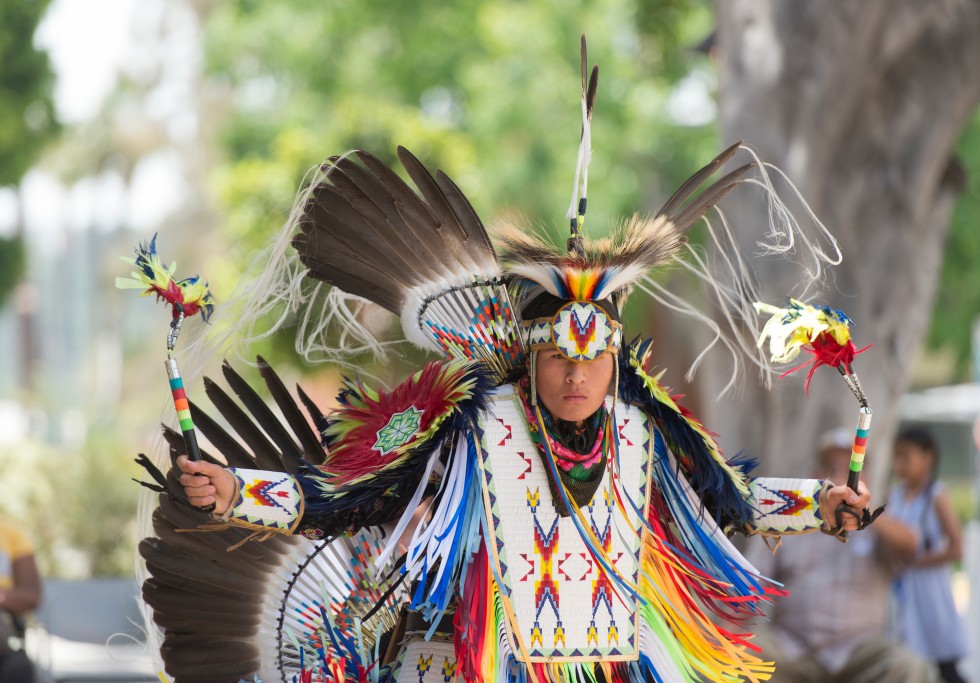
[497,142,755,364]
[498,137,753,311]
[241,35,836,388]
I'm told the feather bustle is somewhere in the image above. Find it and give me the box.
[161,424,223,467]
[353,151,464,272]
[294,147,507,361]
[435,170,496,260]
[309,178,437,284]
[181,406,256,468]
[395,147,486,273]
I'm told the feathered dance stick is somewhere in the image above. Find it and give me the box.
[755,299,880,534]
[116,234,214,473]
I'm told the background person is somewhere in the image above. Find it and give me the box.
[890,428,970,683]
[747,427,932,683]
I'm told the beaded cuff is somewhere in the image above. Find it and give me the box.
[747,477,827,535]
[223,468,304,534]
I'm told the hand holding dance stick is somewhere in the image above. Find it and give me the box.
[117,234,215,510]
[755,299,882,537]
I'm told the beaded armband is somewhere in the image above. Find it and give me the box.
[223,468,304,535]
[746,477,827,536]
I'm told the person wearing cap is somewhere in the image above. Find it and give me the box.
[746,428,930,683]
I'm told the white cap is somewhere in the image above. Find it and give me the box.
[818,427,852,452]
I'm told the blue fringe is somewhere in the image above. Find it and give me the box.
[617,338,755,531]
[409,431,484,628]
[648,431,767,608]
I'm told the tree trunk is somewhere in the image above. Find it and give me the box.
[710,0,980,488]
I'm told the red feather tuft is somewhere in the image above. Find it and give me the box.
[779,332,872,394]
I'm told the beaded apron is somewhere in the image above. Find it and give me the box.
[475,392,653,663]
[390,634,458,683]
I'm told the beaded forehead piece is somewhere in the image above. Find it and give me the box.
[527,301,623,361]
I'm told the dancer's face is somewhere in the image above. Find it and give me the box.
[534,350,614,424]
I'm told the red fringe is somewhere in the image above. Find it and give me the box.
[454,542,490,682]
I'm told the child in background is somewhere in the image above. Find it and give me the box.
[890,428,971,683]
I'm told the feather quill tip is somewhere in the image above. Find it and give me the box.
[116,233,215,322]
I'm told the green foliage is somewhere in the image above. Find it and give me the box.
[0,0,59,186]
[928,112,980,378]
[202,0,716,372]
[0,234,25,310]
[0,431,141,578]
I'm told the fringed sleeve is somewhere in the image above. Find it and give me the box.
[618,339,756,532]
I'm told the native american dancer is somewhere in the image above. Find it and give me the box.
[134,39,875,683]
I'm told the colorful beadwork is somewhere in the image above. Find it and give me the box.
[749,477,825,534]
[373,407,424,455]
[476,392,643,661]
[226,468,304,533]
[524,301,622,361]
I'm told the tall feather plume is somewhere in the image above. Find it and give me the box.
[566,35,600,256]
[496,143,757,310]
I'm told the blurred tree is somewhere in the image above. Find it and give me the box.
[0,0,57,310]
[2,0,220,578]
[711,1,980,484]
[0,0,58,185]
[0,234,25,309]
[929,112,980,376]
[0,0,58,401]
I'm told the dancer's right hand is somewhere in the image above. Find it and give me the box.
[176,455,236,515]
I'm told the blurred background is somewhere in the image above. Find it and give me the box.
[1,0,978,680]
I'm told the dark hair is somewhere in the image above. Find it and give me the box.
[895,427,938,456]
[895,427,940,473]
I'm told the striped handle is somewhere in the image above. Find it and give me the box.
[165,358,202,462]
[846,407,873,493]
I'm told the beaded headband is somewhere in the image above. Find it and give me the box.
[523,301,622,362]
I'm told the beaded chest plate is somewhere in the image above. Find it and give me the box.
[475,393,652,663]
